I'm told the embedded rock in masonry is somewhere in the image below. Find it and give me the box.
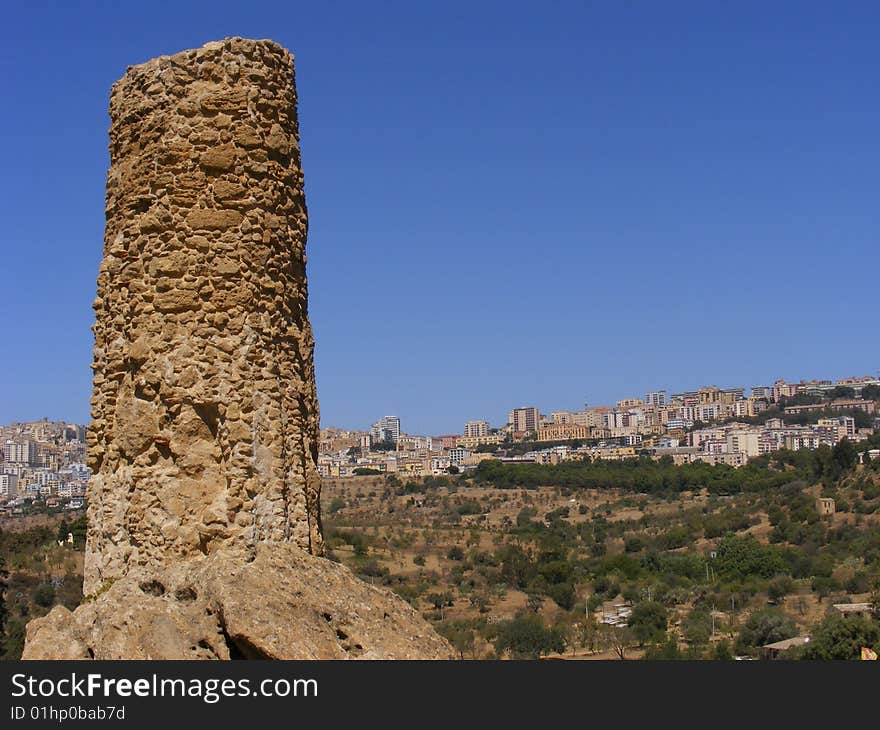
[84,37,322,595]
[23,544,457,660]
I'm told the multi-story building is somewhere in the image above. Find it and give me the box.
[3,440,39,465]
[616,398,644,409]
[551,411,577,424]
[536,423,590,442]
[457,433,502,449]
[434,435,459,450]
[583,445,637,461]
[726,430,762,458]
[787,433,821,451]
[817,416,856,439]
[695,403,723,422]
[697,452,748,468]
[670,390,700,406]
[797,380,835,398]
[448,447,471,465]
[645,391,667,407]
[430,456,452,474]
[836,376,880,395]
[666,418,694,431]
[0,473,18,498]
[697,386,744,405]
[463,420,490,438]
[508,407,540,434]
[785,399,875,416]
[370,416,401,444]
[772,380,800,402]
[394,434,432,452]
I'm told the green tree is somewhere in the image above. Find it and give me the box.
[70,515,87,546]
[496,543,535,589]
[493,615,566,659]
[713,639,733,660]
[715,535,786,580]
[643,634,683,660]
[327,497,346,514]
[801,615,880,660]
[515,507,538,528]
[735,609,797,655]
[577,617,600,653]
[831,439,857,478]
[56,520,71,544]
[828,386,856,400]
[436,620,476,659]
[1,619,25,660]
[767,576,795,604]
[628,601,668,646]
[546,581,576,610]
[683,608,712,647]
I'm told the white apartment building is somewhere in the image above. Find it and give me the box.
[817,416,856,439]
[726,430,762,458]
[448,447,471,465]
[370,416,401,444]
[3,439,39,465]
[0,473,19,498]
[463,420,490,438]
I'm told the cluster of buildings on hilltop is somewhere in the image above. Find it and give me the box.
[537,378,878,443]
[663,415,879,467]
[317,374,880,477]
[4,375,878,498]
[0,420,88,511]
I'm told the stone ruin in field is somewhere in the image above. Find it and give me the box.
[23,38,454,660]
[84,36,321,593]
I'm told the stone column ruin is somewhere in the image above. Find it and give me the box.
[84,38,323,594]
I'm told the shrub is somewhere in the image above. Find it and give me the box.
[32,583,55,609]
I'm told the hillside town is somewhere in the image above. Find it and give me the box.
[2,373,878,514]
[0,420,88,513]
[318,374,880,478]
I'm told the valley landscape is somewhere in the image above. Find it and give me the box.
[4,441,879,660]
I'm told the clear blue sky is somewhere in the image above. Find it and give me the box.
[1,1,877,434]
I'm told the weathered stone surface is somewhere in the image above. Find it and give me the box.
[185,208,243,230]
[199,143,238,172]
[85,37,323,595]
[23,37,452,662]
[23,545,456,660]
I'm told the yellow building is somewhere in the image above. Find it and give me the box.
[536,424,591,442]
[456,433,503,449]
[698,386,740,405]
[587,445,636,461]
[616,398,644,409]
[397,461,427,477]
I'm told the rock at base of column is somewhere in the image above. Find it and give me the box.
[23,543,456,660]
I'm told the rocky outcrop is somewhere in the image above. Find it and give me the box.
[23,544,456,660]
[22,38,453,660]
[85,38,322,595]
